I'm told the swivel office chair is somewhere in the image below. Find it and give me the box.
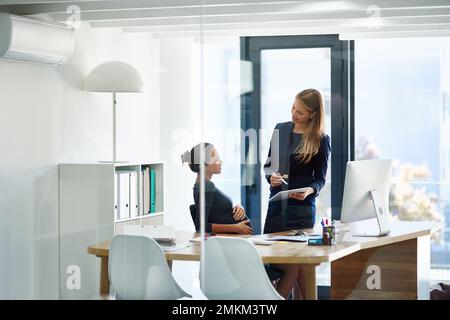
[189,204,197,230]
[200,236,284,300]
[109,234,191,300]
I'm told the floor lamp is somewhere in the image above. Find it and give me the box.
[85,61,143,163]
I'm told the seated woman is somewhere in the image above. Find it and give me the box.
[181,142,253,235]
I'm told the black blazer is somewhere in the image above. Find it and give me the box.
[263,121,331,199]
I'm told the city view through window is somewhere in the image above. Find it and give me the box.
[355,38,450,275]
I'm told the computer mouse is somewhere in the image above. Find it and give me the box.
[294,230,307,236]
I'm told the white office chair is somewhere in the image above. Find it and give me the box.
[108,234,191,300]
[200,236,284,300]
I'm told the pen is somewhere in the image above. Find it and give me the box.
[326,226,335,239]
[272,172,288,185]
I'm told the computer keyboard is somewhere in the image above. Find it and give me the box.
[287,230,322,237]
[286,230,308,236]
[264,235,311,242]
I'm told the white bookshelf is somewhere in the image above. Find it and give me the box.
[115,212,164,224]
[58,162,164,299]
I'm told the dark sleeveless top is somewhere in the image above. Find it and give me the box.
[193,180,251,233]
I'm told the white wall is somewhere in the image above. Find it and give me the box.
[0,22,159,299]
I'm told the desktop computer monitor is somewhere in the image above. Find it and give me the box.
[340,159,393,236]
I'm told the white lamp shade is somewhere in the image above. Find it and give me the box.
[85,61,143,92]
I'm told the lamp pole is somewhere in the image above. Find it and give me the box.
[113,91,117,163]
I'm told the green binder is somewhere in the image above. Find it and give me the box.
[150,168,156,213]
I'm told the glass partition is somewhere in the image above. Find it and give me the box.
[0,0,447,303]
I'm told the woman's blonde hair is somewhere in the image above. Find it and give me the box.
[294,89,325,163]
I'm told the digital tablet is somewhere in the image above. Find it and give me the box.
[268,187,309,202]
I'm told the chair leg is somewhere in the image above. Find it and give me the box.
[292,283,303,300]
[285,283,302,300]
[272,279,279,287]
[273,277,303,300]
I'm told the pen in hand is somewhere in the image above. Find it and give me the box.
[272,172,288,185]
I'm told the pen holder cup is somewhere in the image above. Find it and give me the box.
[322,226,335,246]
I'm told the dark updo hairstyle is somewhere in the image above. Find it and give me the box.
[181,142,214,173]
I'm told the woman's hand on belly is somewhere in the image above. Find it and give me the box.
[233,220,253,235]
[288,187,314,201]
[232,204,246,221]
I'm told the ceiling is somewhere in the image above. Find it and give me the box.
[1,0,450,39]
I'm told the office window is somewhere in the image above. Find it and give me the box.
[355,38,450,281]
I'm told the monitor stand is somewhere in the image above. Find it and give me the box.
[353,189,391,237]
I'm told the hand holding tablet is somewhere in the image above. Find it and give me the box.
[268,187,309,202]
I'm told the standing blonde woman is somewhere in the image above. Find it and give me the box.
[263,89,331,299]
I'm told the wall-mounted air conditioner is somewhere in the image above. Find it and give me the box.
[0,13,75,66]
